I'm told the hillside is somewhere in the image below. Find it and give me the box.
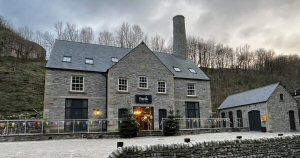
[0,57,46,116]
[0,57,299,116]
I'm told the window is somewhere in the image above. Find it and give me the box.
[138,76,148,89]
[157,81,166,93]
[85,58,93,64]
[71,76,84,92]
[187,83,196,96]
[112,57,119,63]
[173,67,181,72]
[63,56,71,62]
[280,94,283,100]
[118,78,128,92]
[188,68,196,73]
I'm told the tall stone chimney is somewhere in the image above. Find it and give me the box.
[173,15,187,58]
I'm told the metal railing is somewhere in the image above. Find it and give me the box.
[161,118,249,130]
[0,119,120,135]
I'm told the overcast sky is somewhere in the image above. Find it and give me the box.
[1,0,300,55]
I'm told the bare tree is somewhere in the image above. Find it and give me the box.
[79,27,94,43]
[149,35,165,52]
[116,22,130,48]
[64,22,78,41]
[130,24,144,47]
[54,22,65,40]
[17,26,34,41]
[98,30,115,46]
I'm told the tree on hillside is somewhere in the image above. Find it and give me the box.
[79,27,94,43]
[98,31,115,46]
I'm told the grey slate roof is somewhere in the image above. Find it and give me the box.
[46,40,209,80]
[218,83,280,110]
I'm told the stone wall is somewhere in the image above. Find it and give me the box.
[174,79,212,119]
[43,69,107,119]
[267,85,299,132]
[107,43,174,130]
[109,135,300,158]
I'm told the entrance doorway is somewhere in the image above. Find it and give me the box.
[159,109,167,130]
[289,110,296,131]
[248,110,261,131]
[133,106,154,130]
[65,99,88,132]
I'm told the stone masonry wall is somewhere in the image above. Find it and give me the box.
[267,85,299,132]
[109,135,300,158]
[174,79,212,119]
[107,43,174,130]
[43,69,107,119]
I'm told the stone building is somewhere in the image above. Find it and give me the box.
[293,87,300,123]
[218,83,299,132]
[43,15,212,131]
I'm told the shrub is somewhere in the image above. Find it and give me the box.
[119,109,140,138]
[163,110,180,136]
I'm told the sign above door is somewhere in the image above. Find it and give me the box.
[135,95,152,104]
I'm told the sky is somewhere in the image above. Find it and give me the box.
[1,0,300,55]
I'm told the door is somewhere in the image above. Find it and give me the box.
[133,106,154,130]
[229,111,234,127]
[118,108,128,130]
[248,110,261,131]
[221,112,226,127]
[289,110,296,131]
[237,110,243,127]
[185,102,200,128]
[159,109,167,130]
[65,99,88,132]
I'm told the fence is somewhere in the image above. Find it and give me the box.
[0,118,248,135]
[0,119,120,135]
[161,118,249,130]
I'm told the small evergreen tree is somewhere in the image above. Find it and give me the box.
[163,109,180,136]
[119,109,140,138]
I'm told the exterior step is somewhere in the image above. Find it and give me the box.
[138,130,163,137]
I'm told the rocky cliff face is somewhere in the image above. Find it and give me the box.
[0,23,46,60]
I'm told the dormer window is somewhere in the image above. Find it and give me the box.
[188,68,196,73]
[63,56,71,62]
[112,57,119,63]
[173,67,181,72]
[85,58,93,64]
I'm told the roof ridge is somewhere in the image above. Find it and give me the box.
[228,82,279,97]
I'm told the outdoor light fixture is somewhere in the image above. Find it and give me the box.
[117,142,124,148]
[236,136,242,139]
[93,109,103,117]
[278,134,283,136]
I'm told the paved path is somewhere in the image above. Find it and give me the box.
[0,132,299,158]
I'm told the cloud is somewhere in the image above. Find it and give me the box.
[0,0,300,55]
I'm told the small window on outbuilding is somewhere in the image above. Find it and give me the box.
[188,68,196,73]
[280,94,283,100]
[63,56,72,62]
[85,58,93,64]
[111,57,119,63]
[173,67,181,72]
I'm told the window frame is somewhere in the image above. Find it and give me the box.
[188,68,196,73]
[111,57,119,63]
[157,81,166,94]
[280,93,284,101]
[85,58,94,65]
[118,78,128,92]
[187,83,196,96]
[138,76,148,89]
[62,56,72,62]
[173,67,181,72]
[70,76,84,92]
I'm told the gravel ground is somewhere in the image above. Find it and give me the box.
[0,132,299,158]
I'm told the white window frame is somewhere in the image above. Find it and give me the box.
[118,78,128,92]
[138,76,148,89]
[187,83,196,96]
[111,57,119,63]
[157,81,166,94]
[70,76,84,92]
[173,67,181,72]
[188,68,196,73]
[85,58,94,64]
[63,56,72,62]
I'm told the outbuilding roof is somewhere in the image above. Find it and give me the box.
[46,40,209,80]
[218,83,280,110]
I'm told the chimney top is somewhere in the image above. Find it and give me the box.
[173,15,187,59]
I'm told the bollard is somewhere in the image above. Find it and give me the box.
[236,136,242,139]
[184,138,190,143]
[278,134,283,136]
[117,142,124,148]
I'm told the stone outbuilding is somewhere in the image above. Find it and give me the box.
[218,83,299,132]
[43,15,212,131]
